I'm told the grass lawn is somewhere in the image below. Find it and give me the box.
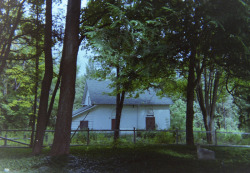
[0,145,249,173]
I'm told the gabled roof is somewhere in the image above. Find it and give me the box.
[72,105,96,117]
[82,80,173,105]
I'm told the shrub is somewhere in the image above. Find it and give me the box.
[194,131,208,144]
[217,133,242,145]
[154,132,175,144]
[241,138,250,145]
[74,132,88,144]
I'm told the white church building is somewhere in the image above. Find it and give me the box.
[72,80,173,131]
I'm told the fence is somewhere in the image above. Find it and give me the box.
[0,129,250,148]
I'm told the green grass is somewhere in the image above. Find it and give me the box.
[0,145,249,173]
[0,148,47,173]
[1,130,250,147]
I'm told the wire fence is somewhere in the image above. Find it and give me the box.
[0,129,250,148]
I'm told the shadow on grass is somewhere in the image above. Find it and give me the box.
[0,145,250,173]
[68,144,250,173]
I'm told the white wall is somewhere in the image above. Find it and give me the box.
[137,105,170,130]
[154,105,170,129]
[120,105,138,130]
[72,104,171,130]
[83,90,91,105]
[72,105,114,130]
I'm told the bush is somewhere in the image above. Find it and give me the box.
[217,132,243,145]
[74,132,88,144]
[194,131,208,144]
[72,132,114,145]
[241,138,250,145]
[136,131,157,139]
[154,132,175,144]
[136,131,176,144]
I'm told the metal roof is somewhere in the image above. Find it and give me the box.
[72,105,96,117]
[82,80,173,105]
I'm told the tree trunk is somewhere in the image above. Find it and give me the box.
[30,3,40,147]
[50,0,81,156]
[113,66,126,142]
[32,0,53,155]
[114,91,125,141]
[186,51,196,145]
[196,67,212,143]
[209,70,221,143]
[47,73,61,120]
[196,82,211,143]
[196,68,221,144]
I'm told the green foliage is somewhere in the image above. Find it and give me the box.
[229,79,250,131]
[170,94,242,133]
[154,131,175,144]
[0,55,44,129]
[0,130,54,147]
[193,130,207,144]
[216,131,247,145]
[73,75,86,110]
[83,0,176,96]
[73,131,89,144]
[72,132,114,145]
[222,133,242,145]
[0,131,30,146]
[170,97,186,130]
[0,0,47,130]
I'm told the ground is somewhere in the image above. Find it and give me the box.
[0,145,249,173]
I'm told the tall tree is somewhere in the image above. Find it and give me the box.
[196,0,249,142]
[30,0,44,148]
[196,67,222,143]
[161,0,207,145]
[84,1,168,141]
[0,0,26,75]
[0,0,46,130]
[32,0,53,154]
[50,0,81,156]
[160,0,249,145]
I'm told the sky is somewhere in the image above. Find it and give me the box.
[77,0,92,76]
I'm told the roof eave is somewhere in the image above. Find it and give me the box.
[72,105,97,118]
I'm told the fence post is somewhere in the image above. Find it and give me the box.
[176,129,179,144]
[133,127,136,144]
[87,128,90,145]
[4,134,7,146]
[214,129,217,146]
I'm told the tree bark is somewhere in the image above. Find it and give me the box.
[209,70,221,142]
[197,81,211,143]
[114,90,125,141]
[196,68,221,144]
[186,50,196,145]
[47,73,61,121]
[113,66,126,142]
[50,0,81,156]
[30,3,41,148]
[32,0,53,155]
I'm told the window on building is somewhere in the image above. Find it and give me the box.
[80,121,88,129]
